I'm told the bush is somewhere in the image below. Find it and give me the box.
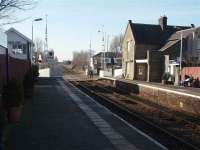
[23,69,34,89]
[31,64,39,80]
[162,72,171,81]
[2,79,24,109]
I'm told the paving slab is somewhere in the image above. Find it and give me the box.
[7,77,167,150]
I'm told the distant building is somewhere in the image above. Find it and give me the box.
[122,16,199,82]
[93,52,122,75]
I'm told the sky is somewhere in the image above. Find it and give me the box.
[3,0,200,61]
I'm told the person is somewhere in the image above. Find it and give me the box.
[197,77,200,88]
[193,77,200,88]
[183,75,190,87]
[89,69,93,79]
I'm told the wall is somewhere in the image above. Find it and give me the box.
[148,51,163,82]
[122,23,135,80]
[114,79,200,116]
[8,56,30,82]
[135,44,159,59]
[0,54,7,92]
[181,67,200,80]
[0,55,30,93]
[114,69,122,77]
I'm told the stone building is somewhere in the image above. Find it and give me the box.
[122,16,198,82]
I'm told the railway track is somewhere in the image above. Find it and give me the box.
[71,80,200,150]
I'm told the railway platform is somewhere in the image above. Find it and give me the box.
[7,77,167,150]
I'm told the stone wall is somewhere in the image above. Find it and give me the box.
[122,23,135,80]
[114,79,200,116]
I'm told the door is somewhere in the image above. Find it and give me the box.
[136,64,147,81]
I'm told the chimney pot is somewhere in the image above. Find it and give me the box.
[128,20,132,24]
[191,24,195,28]
[159,16,167,31]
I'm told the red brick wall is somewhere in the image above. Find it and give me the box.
[0,55,30,92]
[181,67,200,80]
[8,57,30,83]
[0,55,7,92]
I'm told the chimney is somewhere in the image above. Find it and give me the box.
[159,16,167,31]
[191,24,195,28]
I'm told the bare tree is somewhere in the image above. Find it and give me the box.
[34,38,43,53]
[72,50,90,70]
[34,37,44,62]
[109,34,123,55]
[0,0,36,25]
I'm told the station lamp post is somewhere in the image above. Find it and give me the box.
[98,26,106,71]
[32,18,43,63]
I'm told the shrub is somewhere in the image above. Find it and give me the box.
[31,64,39,80]
[2,79,24,109]
[23,69,34,89]
[162,72,171,81]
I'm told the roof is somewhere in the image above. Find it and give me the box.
[160,27,198,52]
[6,27,33,43]
[93,52,121,58]
[129,21,190,45]
[160,40,180,52]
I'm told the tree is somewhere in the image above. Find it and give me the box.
[34,38,44,63]
[34,38,43,53]
[0,0,36,25]
[72,50,90,70]
[109,34,123,54]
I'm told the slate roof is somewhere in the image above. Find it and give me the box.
[6,28,33,44]
[130,22,190,46]
[160,27,197,52]
[93,52,121,58]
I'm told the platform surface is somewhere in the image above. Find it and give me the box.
[8,77,167,150]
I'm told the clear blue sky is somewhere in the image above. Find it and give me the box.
[5,0,200,61]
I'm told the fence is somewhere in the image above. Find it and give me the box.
[0,54,7,92]
[181,67,200,80]
[0,53,30,93]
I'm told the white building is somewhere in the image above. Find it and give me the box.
[6,28,33,61]
[0,28,7,54]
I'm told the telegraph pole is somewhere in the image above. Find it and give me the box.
[180,31,183,72]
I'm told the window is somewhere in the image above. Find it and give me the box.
[10,41,27,54]
[138,66,143,75]
[127,41,131,52]
[105,58,111,63]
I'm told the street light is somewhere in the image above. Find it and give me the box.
[32,18,43,42]
[98,26,106,71]
[32,18,43,63]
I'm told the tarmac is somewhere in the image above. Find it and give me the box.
[7,77,167,150]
